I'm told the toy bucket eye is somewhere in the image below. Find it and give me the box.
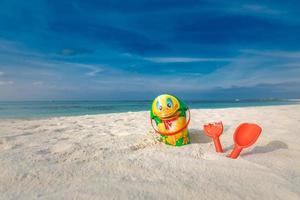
[166,98,173,108]
[156,101,162,111]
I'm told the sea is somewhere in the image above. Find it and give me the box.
[0,99,298,119]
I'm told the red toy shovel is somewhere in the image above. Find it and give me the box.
[203,122,224,153]
[228,123,262,159]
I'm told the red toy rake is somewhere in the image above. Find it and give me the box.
[203,121,224,153]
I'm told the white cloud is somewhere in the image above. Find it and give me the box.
[217,2,286,18]
[144,57,234,63]
[72,64,104,76]
[0,39,106,78]
[86,68,103,76]
[240,49,300,58]
[32,81,44,85]
[193,49,300,89]
[239,4,284,15]
[24,60,105,77]
[0,80,14,85]
[210,2,300,25]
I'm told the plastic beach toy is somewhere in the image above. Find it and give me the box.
[150,94,190,146]
[228,123,262,159]
[203,121,224,153]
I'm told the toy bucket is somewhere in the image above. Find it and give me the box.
[151,109,191,146]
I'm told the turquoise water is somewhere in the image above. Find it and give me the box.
[0,100,298,119]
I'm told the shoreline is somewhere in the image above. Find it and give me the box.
[0,103,299,121]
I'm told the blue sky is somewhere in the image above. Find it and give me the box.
[0,0,300,100]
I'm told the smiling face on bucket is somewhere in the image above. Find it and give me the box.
[152,94,180,119]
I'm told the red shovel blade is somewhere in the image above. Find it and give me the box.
[203,121,224,153]
[229,123,262,159]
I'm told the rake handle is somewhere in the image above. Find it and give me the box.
[213,137,223,153]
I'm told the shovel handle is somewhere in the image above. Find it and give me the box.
[213,137,223,153]
[229,146,243,159]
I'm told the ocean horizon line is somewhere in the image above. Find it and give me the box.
[0,99,299,119]
[0,98,299,103]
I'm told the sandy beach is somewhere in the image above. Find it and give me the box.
[0,105,300,200]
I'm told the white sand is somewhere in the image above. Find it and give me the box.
[0,105,300,200]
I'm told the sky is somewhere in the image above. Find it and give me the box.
[0,0,300,100]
